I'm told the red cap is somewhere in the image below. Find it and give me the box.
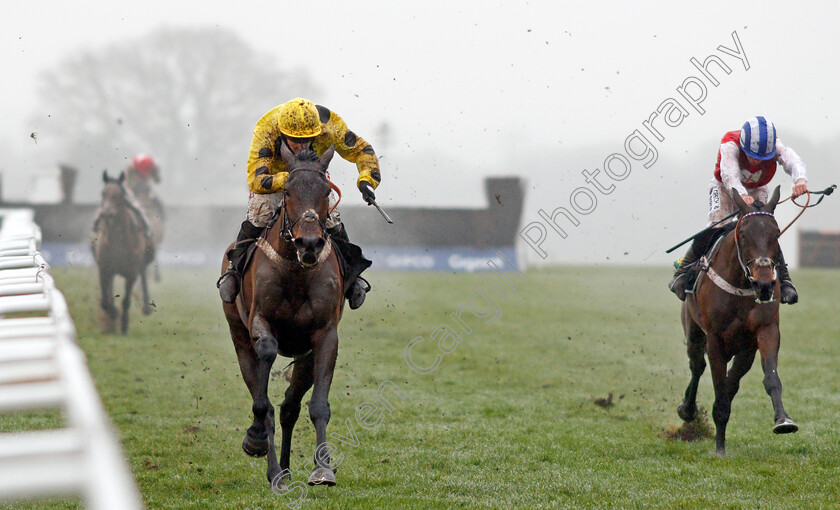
[132,154,156,176]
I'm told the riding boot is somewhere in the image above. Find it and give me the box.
[327,223,372,310]
[217,220,262,303]
[776,250,798,305]
[668,246,700,301]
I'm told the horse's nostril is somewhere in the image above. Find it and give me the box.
[315,238,325,250]
[293,238,306,250]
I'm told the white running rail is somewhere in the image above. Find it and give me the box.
[0,208,142,509]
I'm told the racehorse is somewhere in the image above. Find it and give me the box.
[222,144,344,489]
[91,171,154,334]
[677,185,798,456]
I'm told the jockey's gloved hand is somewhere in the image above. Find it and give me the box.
[359,181,376,205]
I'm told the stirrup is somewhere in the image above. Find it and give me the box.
[216,263,234,289]
[780,281,798,305]
[356,276,371,292]
[217,264,241,304]
[668,274,687,301]
[347,277,369,310]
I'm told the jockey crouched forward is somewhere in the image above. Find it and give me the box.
[669,116,809,304]
[217,97,379,309]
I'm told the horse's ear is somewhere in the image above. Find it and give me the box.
[731,187,754,214]
[118,172,125,184]
[318,144,335,170]
[103,170,109,183]
[279,139,296,169]
[766,185,781,213]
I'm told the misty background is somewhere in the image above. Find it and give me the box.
[2,1,838,267]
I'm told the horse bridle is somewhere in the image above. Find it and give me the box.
[733,211,778,302]
[279,168,330,245]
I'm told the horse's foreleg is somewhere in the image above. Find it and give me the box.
[678,316,706,422]
[707,339,730,456]
[98,267,117,334]
[244,315,279,484]
[121,275,137,334]
[140,266,153,315]
[307,327,338,486]
[725,349,757,402]
[278,353,315,484]
[99,267,117,318]
[757,325,798,434]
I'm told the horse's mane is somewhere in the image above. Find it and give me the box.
[295,149,319,163]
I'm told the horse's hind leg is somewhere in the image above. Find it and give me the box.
[278,353,315,484]
[121,274,138,334]
[307,327,339,486]
[757,324,798,434]
[678,312,706,422]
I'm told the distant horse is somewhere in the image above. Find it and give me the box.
[677,185,798,456]
[222,144,344,489]
[91,171,154,334]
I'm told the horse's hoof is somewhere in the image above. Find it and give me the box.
[715,448,727,458]
[269,466,290,492]
[307,467,336,486]
[773,418,799,434]
[142,305,153,316]
[242,431,269,458]
[677,402,698,422]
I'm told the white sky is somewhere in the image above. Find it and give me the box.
[2,0,838,264]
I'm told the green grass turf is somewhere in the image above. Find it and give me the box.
[2,266,839,509]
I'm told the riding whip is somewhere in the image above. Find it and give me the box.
[368,199,394,224]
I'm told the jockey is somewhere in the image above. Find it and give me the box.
[669,116,808,304]
[127,154,161,197]
[119,154,160,246]
[127,154,164,215]
[217,97,380,308]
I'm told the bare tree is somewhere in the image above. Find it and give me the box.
[36,27,318,204]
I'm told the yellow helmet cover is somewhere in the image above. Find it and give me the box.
[278,98,322,138]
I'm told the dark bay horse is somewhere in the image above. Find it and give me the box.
[677,185,798,456]
[91,171,154,334]
[222,144,344,489]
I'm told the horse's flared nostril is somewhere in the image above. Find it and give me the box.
[315,238,325,251]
